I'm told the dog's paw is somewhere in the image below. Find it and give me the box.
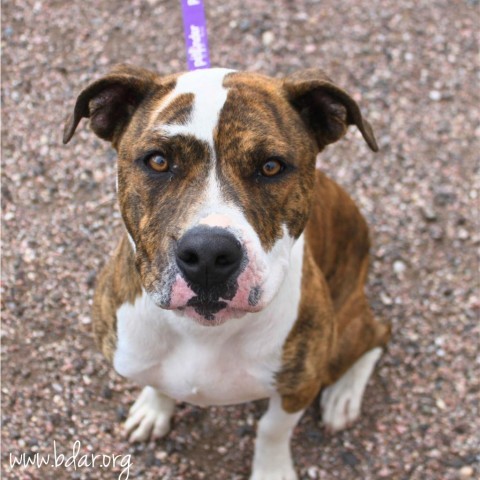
[124,386,175,442]
[321,376,362,431]
[321,347,382,431]
[250,455,298,480]
[250,466,298,480]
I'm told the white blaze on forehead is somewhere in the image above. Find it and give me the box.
[157,68,235,146]
[195,168,228,220]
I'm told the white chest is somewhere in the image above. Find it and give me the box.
[113,236,304,407]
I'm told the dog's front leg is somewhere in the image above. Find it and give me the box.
[250,394,304,480]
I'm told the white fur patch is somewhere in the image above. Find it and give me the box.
[199,167,225,214]
[321,347,382,431]
[157,68,235,147]
[250,394,303,480]
[114,235,305,408]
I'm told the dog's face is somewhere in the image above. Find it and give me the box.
[64,66,377,325]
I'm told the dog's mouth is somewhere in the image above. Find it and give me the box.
[167,302,246,326]
[163,291,264,326]
[148,277,268,326]
[186,296,228,321]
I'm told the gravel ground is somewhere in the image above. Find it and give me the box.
[1,0,479,479]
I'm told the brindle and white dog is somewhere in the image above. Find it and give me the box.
[64,65,391,480]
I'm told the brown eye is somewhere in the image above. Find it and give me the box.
[261,158,284,177]
[147,154,169,172]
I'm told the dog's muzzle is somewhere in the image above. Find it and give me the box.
[160,225,266,324]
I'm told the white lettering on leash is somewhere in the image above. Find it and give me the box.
[188,25,208,68]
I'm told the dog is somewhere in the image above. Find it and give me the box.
[63,65,391,479]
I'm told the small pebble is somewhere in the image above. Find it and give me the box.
[86,270,96,288]
[23,248,36,263]
[115,405,128,422]
[307,466,318,478]
[341,451,359,467]
[380,292,393,306]
[238,19,251,32]
[101,385,113,399]
[459,466,474,478]
[430,225,444,240]
[421,205,437,222]
[157,451,168,461]
[262,31,275,47]
[393,260,406,275]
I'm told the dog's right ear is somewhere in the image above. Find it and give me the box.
[63,64,158,145]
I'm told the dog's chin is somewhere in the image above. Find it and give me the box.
[167,303,262,326]
[180,305,249,326]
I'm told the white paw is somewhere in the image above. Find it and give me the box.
[321,347,382,431]
[124,386,175,442]
[321,377,362,431]
[250,465,298,480]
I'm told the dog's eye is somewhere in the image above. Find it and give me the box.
[146,153,169,173]
[260,158,284,177]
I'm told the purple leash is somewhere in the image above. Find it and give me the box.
[181,0,211,70]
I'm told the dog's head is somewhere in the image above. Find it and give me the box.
[64,65,377,325]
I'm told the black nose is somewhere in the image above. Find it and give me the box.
[176,226,243,289]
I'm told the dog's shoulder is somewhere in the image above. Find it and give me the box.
[307,170,370,304]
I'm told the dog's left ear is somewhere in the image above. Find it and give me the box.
[63,64,158,145]
[283,68,378,152]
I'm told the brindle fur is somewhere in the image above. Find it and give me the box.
[64,65,391,415]
[277,171,391,413]
[92,236,142,362]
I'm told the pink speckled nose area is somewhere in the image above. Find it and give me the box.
[169,274,196,309]
[227,236,264,307]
